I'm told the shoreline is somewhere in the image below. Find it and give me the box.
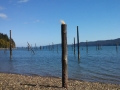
[0,73,120,90]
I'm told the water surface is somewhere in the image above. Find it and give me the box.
[0,46,120,84]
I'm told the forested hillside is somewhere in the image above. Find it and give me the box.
[0,33,16,48]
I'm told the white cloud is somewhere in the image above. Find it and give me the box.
[18,0,29,3]
[0,13,7,19]
[0,6,5,10]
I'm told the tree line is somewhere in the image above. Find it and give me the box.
[0,33,16,48]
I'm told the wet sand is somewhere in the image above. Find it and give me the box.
[0,73,120,90]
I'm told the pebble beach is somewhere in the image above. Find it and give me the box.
[0,73,120,90]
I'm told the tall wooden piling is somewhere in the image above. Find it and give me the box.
[77,26,80,59]
[10,30,12,58]
[61,23,68,88]
[74,37,75,55]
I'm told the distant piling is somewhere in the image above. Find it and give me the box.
[40,46,42,50]
[52,42,54,51]
[77,26,80,60]
[86,40,88,53]
[74,37,75,55]
[98,44,100,50]
[10,30,12,58]
[61,22,68,88]
[57,44,58,53]
[49,44,50,50]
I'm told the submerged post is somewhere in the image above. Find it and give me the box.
[74,37,75,55]
[61,21,68,88]
[10,30,12,58]
[77,26,80,59]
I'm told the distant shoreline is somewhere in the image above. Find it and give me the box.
[0,48,17,50]
[0,73,119,90]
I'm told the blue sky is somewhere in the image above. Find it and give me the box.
[0,0,120,47]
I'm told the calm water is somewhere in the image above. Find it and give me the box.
[0,46,120,84]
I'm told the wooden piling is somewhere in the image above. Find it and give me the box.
[61,23,68,88]
[40,46,41,50]
[10,30,12,58]
[52,42,54,51]
[77,26,80,59]
[57,44,58,53]
[74,37,75,55]
[86,40,88,53]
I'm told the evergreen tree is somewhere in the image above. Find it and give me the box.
[0,33,16,48]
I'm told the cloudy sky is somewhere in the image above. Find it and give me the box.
[0,0,120,47]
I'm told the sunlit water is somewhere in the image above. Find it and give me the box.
[0,46,120,84]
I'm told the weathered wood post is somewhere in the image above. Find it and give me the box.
[86,40,88,53]
[10,30,12,58]
[77,26,80,60]
[61,21,68,88]
[74,37,75,55]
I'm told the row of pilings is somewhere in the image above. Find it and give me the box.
[9,22,119,89]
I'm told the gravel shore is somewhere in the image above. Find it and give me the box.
[0,73,120,90]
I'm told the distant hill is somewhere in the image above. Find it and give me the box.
[0,33,16,48]
[79,38,120,46]
[48,38,120,47]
